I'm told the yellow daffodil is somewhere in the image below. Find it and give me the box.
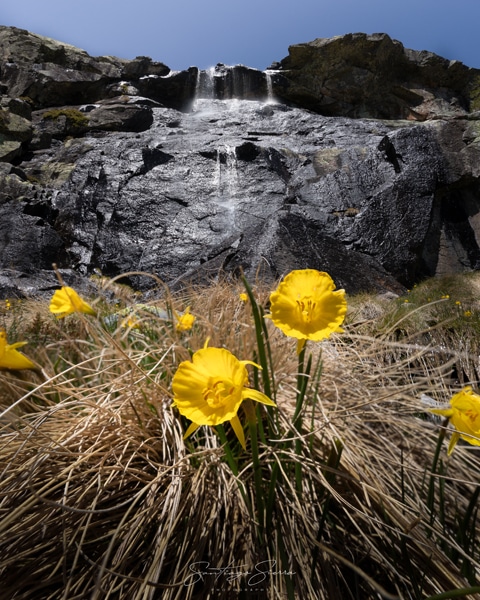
[176,307,196,332]
[430,386,480,455]
[121,315,140,329]
[269,269,347,353]
[172,346,275,449]
[239,292,248,303]
[0,329,37,371]
[49,286,96,319]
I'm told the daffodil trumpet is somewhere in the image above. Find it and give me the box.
[175,306,196,332]
[49,286,96,319]
[268,269,347,355]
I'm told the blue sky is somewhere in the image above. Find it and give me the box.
[2,0,479,71]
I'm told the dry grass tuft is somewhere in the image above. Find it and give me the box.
[1,274,480,599]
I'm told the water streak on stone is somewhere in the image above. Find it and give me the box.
[213,145,239,233]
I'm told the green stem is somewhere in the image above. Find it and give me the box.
[292,343,312,431]
[425,587,480,600]
[265,460,280,530]
[241,275,273,400]
[216,424,239,476]
[217,425,252,517]
[292,342,312,497]
[311,439,343,576]
[427,421,448,528]
[250,421,265,536]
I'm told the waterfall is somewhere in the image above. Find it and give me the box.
[193,64,267,104]
[213,145,239,233]
[230,67,247,99]
[195,66,215,100]
[224,145,239,205]
[264,70,277,104]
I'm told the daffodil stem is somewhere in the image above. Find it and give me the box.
[245,401,265,536]
[216,425,239,475]
[292,343,312,497]
[309,351,323,453]
[217,425,253,517]
[292,343,311,432]
[265,460,280,530]
[427,421,448,528]
[241,275,274,400]
[311,439,343,575]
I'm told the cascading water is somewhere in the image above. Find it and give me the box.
[193,64,270,104]
[213,145,239,233]
[189,64,282,238]
[264,70,278,104]
[194,66,215,100]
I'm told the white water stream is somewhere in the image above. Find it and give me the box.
[213,145,239,232]
[190,66,277,235]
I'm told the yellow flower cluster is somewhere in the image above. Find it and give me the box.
[173,269,347,447]
[3,268,478,463]
[0,286,97,371]
[0,284,199,372]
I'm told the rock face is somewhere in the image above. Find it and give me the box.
[273,33,480,120]
[1,26,480,297]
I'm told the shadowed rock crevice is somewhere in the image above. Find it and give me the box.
[421,178,480,278]
[136,147,174,175]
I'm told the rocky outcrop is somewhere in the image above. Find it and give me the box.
[1,26,480,298]
[272,33,480,120]
[0,26,169,108]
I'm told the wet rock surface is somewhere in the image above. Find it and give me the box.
[2,26,480,298]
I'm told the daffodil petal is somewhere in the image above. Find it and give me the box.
[0,330,37,371]
[240,359,262,369]
[230,414,246,450]
[183,422,200,440]
[430,407,453,417]
[242,388,276,407]
[8,341,28,350]
[447,431,460,455]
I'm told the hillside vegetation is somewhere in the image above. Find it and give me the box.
[1,270,480,600]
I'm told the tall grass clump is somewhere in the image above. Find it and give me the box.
[1,270,480,599]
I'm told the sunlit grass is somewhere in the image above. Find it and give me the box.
[1,271,480,599]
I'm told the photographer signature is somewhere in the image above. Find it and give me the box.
[184,560,295,587]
